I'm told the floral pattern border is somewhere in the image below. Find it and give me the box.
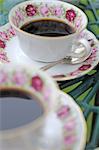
[68,48,98,77]
[0,67,57,107]
[12,2,83,29]
[52,32,98,79]
[56,95,78,149]
[0,25,16,63]
[0,65,81,149]
[0,24,98,80]
[67,32,98,77]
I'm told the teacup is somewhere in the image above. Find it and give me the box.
[9,0,91,62]
[0,64,61,150]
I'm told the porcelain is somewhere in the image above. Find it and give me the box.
[0,74,87,150]
[0,63,61,149]
[0,23,99,81]
[0,63,59,122]
[35,90,87,150]
[9,0,91,62]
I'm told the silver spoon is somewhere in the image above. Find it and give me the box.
[40,56,86,71]
[40,39,94,71]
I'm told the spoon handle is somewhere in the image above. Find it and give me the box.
[40,59,65,71]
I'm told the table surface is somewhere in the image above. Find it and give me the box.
[0,0,99,149]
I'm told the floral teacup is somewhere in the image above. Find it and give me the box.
[0,64,62,150]
[9,0,91,62]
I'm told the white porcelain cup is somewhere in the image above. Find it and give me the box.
[9,0,91,62]
[0,64,62,150]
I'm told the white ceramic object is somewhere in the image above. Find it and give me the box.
[0,63,61,150]
[0,24,98,81]
[35,90,87,150]
[0,63,59,123]
[0,65,87,150]
[9,0,91,62]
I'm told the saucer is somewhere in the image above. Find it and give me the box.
[26,90,87,150]
[34,90,87,150]
[46,90,87,150]
[0,87,87,150]
[0,23,99,81]
[0,64,87,150]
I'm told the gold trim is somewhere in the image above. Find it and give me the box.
[54,58,99,81]
[53,31,99,81]
[9,0,88,40]
[58,90,87,150]
[0,86,49,139]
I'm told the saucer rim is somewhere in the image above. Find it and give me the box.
[0,23,99,81]
[57,90,87,150]
[0,63,59,138]
[0,89,87,150]
[53,30,99,81]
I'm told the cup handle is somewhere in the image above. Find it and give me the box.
[71,38,91,58]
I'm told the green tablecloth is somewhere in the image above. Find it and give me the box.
[0,0,99,149]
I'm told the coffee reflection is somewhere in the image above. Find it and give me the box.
[0,89,44,130]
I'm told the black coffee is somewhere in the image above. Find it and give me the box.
[21,19,76,37]
[0,89,44,130]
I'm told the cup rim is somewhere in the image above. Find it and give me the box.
[0,87,49,139]
[9,0,88,40]
[0,64,58,139]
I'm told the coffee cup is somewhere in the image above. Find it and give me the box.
[9,0,91,62]
[0,64,61,150]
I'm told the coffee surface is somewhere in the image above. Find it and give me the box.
[0,89,44,130]
[21,19,75,37]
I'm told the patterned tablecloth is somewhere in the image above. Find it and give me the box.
[0,0,99,149]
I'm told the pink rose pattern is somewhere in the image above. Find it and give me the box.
[0,71,8,84]
[66,9,76,22]
[13,10,24,27]
[64,119,76,130]
[0,68,82,147]
[0,70,54,117]
[75,17,82,28]
[12,71,28,85]
[68,41,97,77]
[0,32,9,40]
[43,87,51,100]
[25,4,77,22]
[26,4,37,16]
[0,39,6,49]
[78,64,91,71]
[64,135,77,145]
[54,6,62,16]
[12,4,83,29]
[7,26,16,37]
[56,104,77,146]
[15,10,24,21]
[40,6,49,16]
[0,3,98,78]
[0,70,51,102]
[57,105,70,119]
[0,71,45,91]
[31,75,43,91]
[70,70,81,76]
[0,25,16,63]
[0,51,9,63]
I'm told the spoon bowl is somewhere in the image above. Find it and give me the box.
[40,45,92,71]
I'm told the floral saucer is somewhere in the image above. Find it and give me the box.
[49,90,86,150]
[0,63,86,150]
[0,23,99,81]
[33,90,87,150]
